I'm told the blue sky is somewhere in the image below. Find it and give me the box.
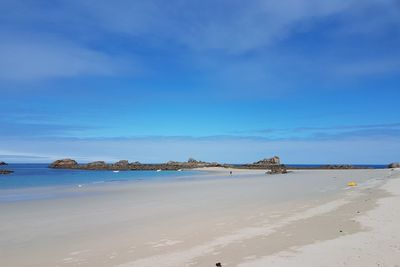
[1,0,400,163]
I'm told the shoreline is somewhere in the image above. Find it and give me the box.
[0,168,383,202]
[238,168,400,266]
[0,168,398,266]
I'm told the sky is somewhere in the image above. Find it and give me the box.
[1,0,400,164]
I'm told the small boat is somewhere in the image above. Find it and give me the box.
[113,170,120,173]
[177,169,182,172]
[156,169,162,172]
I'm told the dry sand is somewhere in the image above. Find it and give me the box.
[0,168,399,267]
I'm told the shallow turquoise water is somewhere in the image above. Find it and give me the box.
[0,163,388,203]
[0,164,200,189]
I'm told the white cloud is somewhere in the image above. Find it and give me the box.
[172,0,354,53]
[65,0,398,54]
[0,0,399,82]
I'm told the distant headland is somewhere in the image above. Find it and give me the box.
[48,157,400,173]
[0,159,397,176]
[49,156,288,174]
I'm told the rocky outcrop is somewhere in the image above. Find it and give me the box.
[252,156,281,165]
[112,160,130,170]
[166,160,180,165]
[286,165,371,170]
[114,160,129,166]
[388,162,400,168]
[128,158,222,170]
[188,158,198,163]
[49,159,78,169]
[0,161,7,165]
[83,161,108,170]
[49,158,221,171]
[235,156,287,174]
[269,164,288,174]
[48,157,288,173]
[320,165,364,169]
[185,158,221,168]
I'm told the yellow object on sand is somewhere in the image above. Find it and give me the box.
[347,181,357,187]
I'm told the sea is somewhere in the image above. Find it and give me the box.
[0,163,388,203]
[0,163,387,190]
[0,163,200,190]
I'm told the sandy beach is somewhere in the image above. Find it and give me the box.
[1,168,399,267]
[2,1,399,266]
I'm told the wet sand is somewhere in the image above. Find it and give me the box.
[0,168,399,266]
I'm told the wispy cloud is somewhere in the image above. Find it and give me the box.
[251,122,400,140]
[0,120,96,138]
[1,134,399,164]
[0,154,50,160]
[71,0,396,54]
[1,0,399,84]
[0,37,133,81]
[285,123,400,132]
[0,1,399,164]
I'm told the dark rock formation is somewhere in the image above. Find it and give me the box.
[235,156,287,174]
[185,158,220,168]
[286,165,370,170]
[186,158,211,166]
[112,160,130,170]
[0,161,7,165]
[388,162,400,168]
[320,165,363,169]
[114,160,129,166]
[49,159,78,169]
[269,165,288,174]
[252,156,281,165]
[84,161,108,170]
[188,158,198,163]
[48,157,289,173]
[49,158,221,171]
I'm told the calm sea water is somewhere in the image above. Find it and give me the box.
[0,164,200,190]
[0,163,388,203]
[0,163,386,190]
